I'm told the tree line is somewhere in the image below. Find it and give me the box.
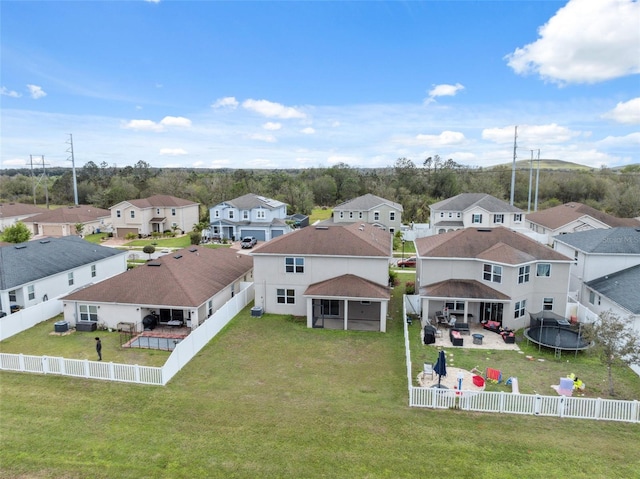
[2,158,639,222]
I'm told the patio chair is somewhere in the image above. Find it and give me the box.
[423,363,434,379]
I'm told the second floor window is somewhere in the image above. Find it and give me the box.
[514,299,527,318]
[28,285,35,300]
[483,264,502,283]
[285,257,304,273]
[228,210,234,219]
[214,210,220,218]
[68,272,74,286]
[257,210,266,219]
[91,265,96,278]
[374,211,380,221]
[116,210,121,218]
[537,263,551,277]
[243,211,249,220]
[472,214,482,224]
[390,212,395,221]
[130,211,135,219]
[171,208,176,216]
[518,265,530,284]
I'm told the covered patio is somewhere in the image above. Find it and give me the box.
[304,274,391,332]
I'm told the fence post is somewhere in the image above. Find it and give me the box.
[499,391,505,413]
[109,362,115,381]
[534,394,541,415]
[633,400,639,424]
[595,398,602,420]
[135,364,140,383]
[84,359,90,378]
[60,358,66,375]
[42,356,49,374]
[18,353,25,371]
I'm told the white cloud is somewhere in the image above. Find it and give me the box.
[2,158,27,167]
[425,83,464,104]
[482,124,580,146]
[160,116,192,128]
[506,0,640,84]
[27,84,47,99]
[123,119,164,132]
[242,99,306,119]
[249,133,277,143]
[159,148,188,156]
[123,116,191,131]
[1,87,21,98]
[602,98,640,124]
[415,130,466,146]
[301,127,315,135]
[210,159,232,168]
[263,122,282,131]
[211,96,239,109]
[597,132,640,148]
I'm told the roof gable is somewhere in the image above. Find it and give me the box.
[586,265,640,314]
[62,247,252,307]
[113,195,198,210]
[25,205,110,224]
[304,274,390,298]
[334,194,403,212]
[224,193,285,210]
[0,203,46,219]
[430,193,522,213]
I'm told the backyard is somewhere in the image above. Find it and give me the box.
[0,280,639,478]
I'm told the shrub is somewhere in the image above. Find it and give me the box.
[125,233,137,240]
[405,281,415,295]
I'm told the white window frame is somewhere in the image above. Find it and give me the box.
[518,265,530,284]
[321,299,340,316]
[374,211,380,221]
[228,210,234,219]
[285,257,304,273]
[243,210,249,220]
[171,208,176,216]
[68,272,74,286]
[91,265,96,278]
[208,299,213,316]
[390,212,395,221]
[472,214,482,224]
[28,285,35,300]
[277,288,295,304]
[214,210,220,218]
[483,264,502,283]
[116,210,121,218]
[536,263,551,277]
[514,213,522,222]
[130,210,135,219]
[543,297,553,311]
[79,304,98,322]
[514,299,527,318]
[494,214,504,224]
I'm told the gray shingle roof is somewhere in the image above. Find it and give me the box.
[25,205,110,224]
[116,195,198,210]
[554,228,640,254]
[527,202,640,230]
[334,194,403,212]
[430,193,522,213]
[0,236,126,290]
[586,265,640,314]
[225,193,285,210]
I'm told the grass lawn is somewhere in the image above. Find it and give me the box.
[1,284,639,477]
[124,236,192,248]
[309,207,332,223]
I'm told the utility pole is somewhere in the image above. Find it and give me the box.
[534,149,541,212]
[528,150,534,213]
[67,134,79,206]
[29,155,50,208]
[510,126,518,206]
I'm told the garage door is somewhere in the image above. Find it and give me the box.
[116,227,138,238]
[239,229,266,241]
[271,229,284,239]
[42,225,64,236]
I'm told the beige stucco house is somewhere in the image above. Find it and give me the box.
[415,227,572,330]
[330,194,403,235]
[251,222,392,332]
[22,205,110,237]
[110,195,199,238]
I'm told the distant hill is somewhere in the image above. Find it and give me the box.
[488,159,591,171]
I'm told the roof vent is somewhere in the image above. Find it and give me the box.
[477,229,492,232]
[173,254,182,259]
[315,226,328,230]
[147,262,161,267]
[39,239,50,244]
[189,247,197,252]
[14,244,27,249]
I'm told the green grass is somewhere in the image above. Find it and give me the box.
[84,232,110,244]
[124,236,192,248]
[394,240,416,254]
[1,287,639,478]
[309,207,332,223]
[0,317,169,367]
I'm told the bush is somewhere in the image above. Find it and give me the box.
[405,281,415,295]
[189,231,201,245]
[125,233,137,240]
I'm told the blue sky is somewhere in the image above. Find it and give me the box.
[1,0,638,170]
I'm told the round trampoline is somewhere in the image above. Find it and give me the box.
[524,311,592,353]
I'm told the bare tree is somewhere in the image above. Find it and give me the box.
[583,310,640,396]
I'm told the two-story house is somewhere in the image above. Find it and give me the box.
[251,222,392,332]
[331,194,403,235]
[23,205,111,237]
[526,202,640,245]
[429,193,524,235]
[110,195,200,238]
[415,227,572,330]
[553,227,640,301]
[0,236,126,317]
[207,193,294,242]
[61,246,253,332]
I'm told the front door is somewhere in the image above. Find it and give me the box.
[312,301,324,328]
[480,302,504,324]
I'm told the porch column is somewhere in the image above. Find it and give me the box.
[464,301,469,323]
[343,299,349,330]
[423,298,430,326]
[380,300,388,333]
[306,298,313,328]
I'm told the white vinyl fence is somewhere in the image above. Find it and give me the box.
[403,296,639,423]
[0,299,63,341]
[0,283,254,386]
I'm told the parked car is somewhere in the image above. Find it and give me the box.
[241,236,257,249]
[397,256,417,268]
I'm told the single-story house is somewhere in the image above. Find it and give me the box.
[22,205,111,237]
